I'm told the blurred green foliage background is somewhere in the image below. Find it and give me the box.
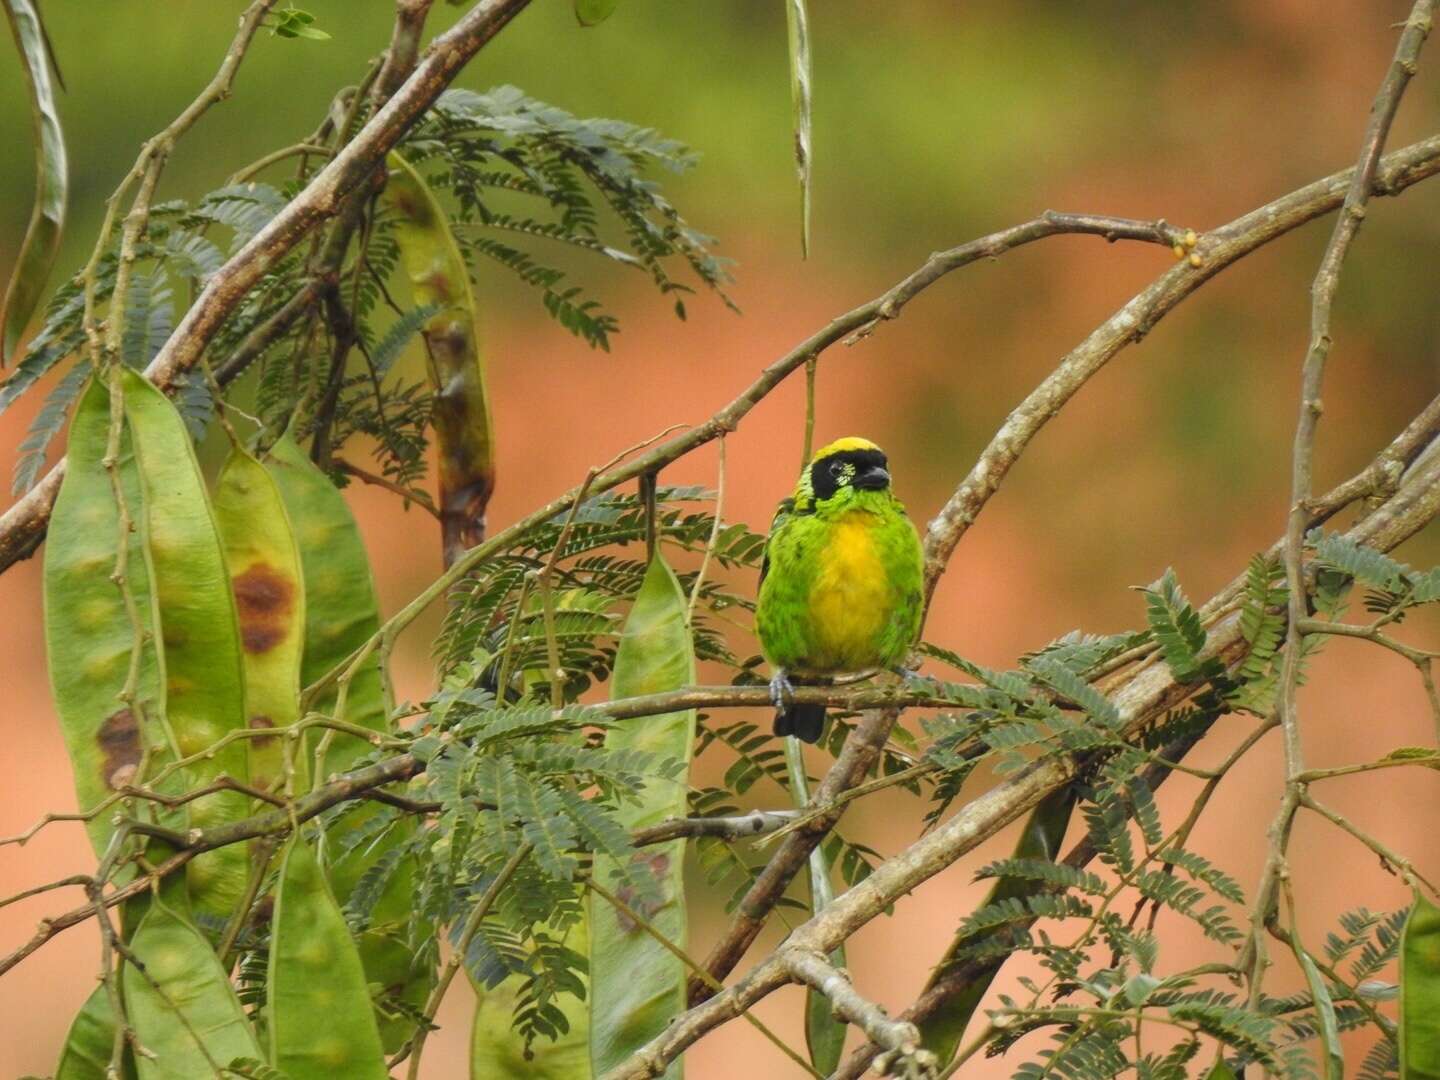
[2,2,1439,1075]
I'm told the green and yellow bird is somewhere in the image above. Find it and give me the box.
[756,436,925,742]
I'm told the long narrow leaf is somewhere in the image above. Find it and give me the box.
[784,0,813,257]
[1,0,67,365]
[1291,935,1343,1080]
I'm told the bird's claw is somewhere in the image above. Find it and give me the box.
[769,669,796,711]
[890,665,922,682]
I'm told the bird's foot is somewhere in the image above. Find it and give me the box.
[890,664,922,682]
[769,669,796,710]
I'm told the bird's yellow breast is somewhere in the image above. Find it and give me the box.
[802,510,891,673]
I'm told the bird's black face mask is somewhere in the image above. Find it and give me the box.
[810,448,890,500]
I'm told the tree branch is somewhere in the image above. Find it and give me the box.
[0,0,535,572]
[690,133,1440,1003]
[920,131,1440,609]
[784,949,937,1077]
[632,809,799,847]
[1242,0,1436,1001]
[601,447,1440,1079]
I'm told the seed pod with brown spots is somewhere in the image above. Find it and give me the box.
[213,445,305,796]
[43,374,168,859]
[121,367,250,926]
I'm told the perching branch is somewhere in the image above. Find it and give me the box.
[6,395,1439,1024]
[601,446,1440,1079]
[691,132,1440,1002]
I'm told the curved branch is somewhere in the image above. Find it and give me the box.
[920,131,1440,608]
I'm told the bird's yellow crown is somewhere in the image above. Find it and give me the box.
[809,436,882,464]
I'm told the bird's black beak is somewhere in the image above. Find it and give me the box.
[854,465,890,491]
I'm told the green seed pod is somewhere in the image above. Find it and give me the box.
[1402,887,1440,1079]
[261,432,388,768]
[213,445,306,796]
[44,375,167,859]
[120,367,250,923]
[268,833,388,1079]
[589,553,695,1078]
[55,984,136,1080]
[261,435,432,1050]
[383,151,494,565]
[123,889,260,1079]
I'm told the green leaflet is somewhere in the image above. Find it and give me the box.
[784,737,846,1074]
[1205,1060,1239,1080]
[261,434,430,1051]
[574,0,619,24]
[1,0,67,365]
[55,984,135,1080]
[43,376,167,860]
[917,785,1079,1065]
[268,833,388,1079]
[123,889,260,1079]
[213,446,306,796]
[1402,888,1440,1080]
[382,151,494,566]
[470,918,593,1079]
[589,553,695,1079]
[1291,936,1342,1080]
[121,366,250,924]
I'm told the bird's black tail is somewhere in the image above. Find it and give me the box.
[774,701,826,744]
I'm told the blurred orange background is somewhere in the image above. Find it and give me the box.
[3,1,1440,1075]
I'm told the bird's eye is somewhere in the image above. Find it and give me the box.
[829,461,845,477]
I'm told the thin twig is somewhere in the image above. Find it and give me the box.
[1301,792,1440,896]
[1240,0,1436,1004]
[334,458,440,517]
[228,142,334,185]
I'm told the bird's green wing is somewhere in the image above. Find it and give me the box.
[759,496,798,586]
